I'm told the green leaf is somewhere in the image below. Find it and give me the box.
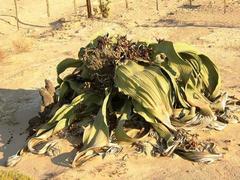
[36,92,100,136]
[198,54,221,99]
[58,81,70,100]
[132,100,174,145]
[149,41,193,85]
[81,92,111,151]
[115,60,175,130]
[57,58,82,84]
[114,100,143,142]
[53,118,68,134]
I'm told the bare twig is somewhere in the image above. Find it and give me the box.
[224,0,227,14]
[0,15,50,28]
[99,0,103,15]
[46,0,50,17]
[73,0,77,14]
[189,0,192,7]
[0,18,12,25]
[156,0,159,11]
[13,0,19,30]
[86,0,92,18]
[125,0,128,9]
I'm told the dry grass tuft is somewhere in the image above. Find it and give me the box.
[12,36,33,53]
[0,48,6,61]
[0,170,32,180]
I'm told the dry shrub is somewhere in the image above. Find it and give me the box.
[0,48,6,61]
[12,36,33,53]
[0,170,32,180]
[0,48,7,62]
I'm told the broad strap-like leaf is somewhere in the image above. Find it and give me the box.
[81,92,111,151]
[149,41,193,85]
[36,92,101,136]
[115,60,175,130]
[57,58,82,84]
[114,100,149,142]
[132,100,174,145]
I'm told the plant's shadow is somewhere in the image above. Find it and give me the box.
[0,88,80,168]
[178,4,201,10]
[137,18,240,29]
[0,88,40,166]
[51,148,78,167]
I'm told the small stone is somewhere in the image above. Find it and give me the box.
[224,140,231,143]
[222,147,229,151]
[122,154,129,161]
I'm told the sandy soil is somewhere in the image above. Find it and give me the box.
[0,0,240,179]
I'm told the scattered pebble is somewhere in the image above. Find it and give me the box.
[122,154,129,161]
[222,147,229,151]
[224,140,231,143]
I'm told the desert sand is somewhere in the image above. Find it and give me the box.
[0,0,240,179]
